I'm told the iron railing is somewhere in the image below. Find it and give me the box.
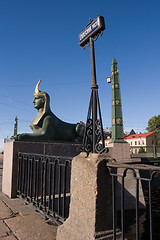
[107,161,160,240]
[17,152,160,238]
[17,152,72,224]
[130,145,160,158]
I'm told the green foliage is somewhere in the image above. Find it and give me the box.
[146,115,160,132]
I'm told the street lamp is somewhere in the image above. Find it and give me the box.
[106,75,112,83]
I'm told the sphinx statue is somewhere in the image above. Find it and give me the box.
[14,79,85,142]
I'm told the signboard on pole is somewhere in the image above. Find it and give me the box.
[78,15,105,47]
[79,15,106,153]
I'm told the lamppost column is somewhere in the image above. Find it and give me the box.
[90,37,98,152]
[90,37,98,89]
[79,15,106,154]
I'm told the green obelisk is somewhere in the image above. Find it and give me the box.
[14,116,18,137]
[110,57,126,143]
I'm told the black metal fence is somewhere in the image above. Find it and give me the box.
[17,152,160,238]
[17,152,72,224]
[107,161,160,240]
[130,145,160,158]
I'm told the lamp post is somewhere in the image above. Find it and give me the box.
[79,15,107,153]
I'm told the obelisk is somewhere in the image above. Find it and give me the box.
[110,57,126,143]
[14,116,18,137]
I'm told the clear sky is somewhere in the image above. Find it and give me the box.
[0,0,160,151]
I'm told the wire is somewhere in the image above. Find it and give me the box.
[0,102,34,113]
[0,93,33,108]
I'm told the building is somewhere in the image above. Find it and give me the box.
[124,131,158,154]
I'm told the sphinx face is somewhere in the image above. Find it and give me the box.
[33,94,45,110]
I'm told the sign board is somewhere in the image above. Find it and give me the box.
[79,15,105,47]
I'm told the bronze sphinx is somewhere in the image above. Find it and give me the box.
[15,79,85,142]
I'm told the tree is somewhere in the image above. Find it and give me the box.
[146,115,160,132]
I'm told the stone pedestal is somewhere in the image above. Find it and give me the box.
[115,168,145,210]
[107,142,131,161]
[2,141,82,198]
[107,142,145,209]
[56,152,113,240]
[2,142,16,198]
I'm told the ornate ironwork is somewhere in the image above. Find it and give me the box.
[83,88,107,154]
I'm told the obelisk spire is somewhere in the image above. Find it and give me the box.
[14,116,18,137]
[111,57,126,143]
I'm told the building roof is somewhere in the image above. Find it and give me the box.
[129,129,136,135]
[124,131,156,140]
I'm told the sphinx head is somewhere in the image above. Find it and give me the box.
[33,79,50,110]
[33,94,45,110]
[31,79,51,126]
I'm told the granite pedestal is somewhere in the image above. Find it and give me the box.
[56,152,114,240]
[107,142,130,161]
[107,142,145,209]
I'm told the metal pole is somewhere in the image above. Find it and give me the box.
[136,179,140,240]
[112,176,116,240]
[149,181,153,240]
[90,37,98,88]
[121,176,125,240]
[90,37,98,153]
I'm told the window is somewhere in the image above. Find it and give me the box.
[131,141,132,146]
[142,140,144,145]
[135,141,137,145]
[138,141,140,145]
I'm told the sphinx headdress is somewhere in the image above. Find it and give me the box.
[34,79,45,96]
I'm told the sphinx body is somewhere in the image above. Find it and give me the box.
[16,80,85,143]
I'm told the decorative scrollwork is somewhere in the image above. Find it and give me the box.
[95,143,104,153]
[83,118,93,152]
[83,89,108,154]
[86,118,93,140]
[86,118,93,129]
[95,128,100,136]
[83,143,92,153]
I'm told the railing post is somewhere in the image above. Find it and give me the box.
[136,179,140,240]
[153,144,157,158]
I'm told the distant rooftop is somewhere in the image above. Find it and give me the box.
[124,131,156,140]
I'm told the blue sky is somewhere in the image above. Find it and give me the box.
[0,0,160,151]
